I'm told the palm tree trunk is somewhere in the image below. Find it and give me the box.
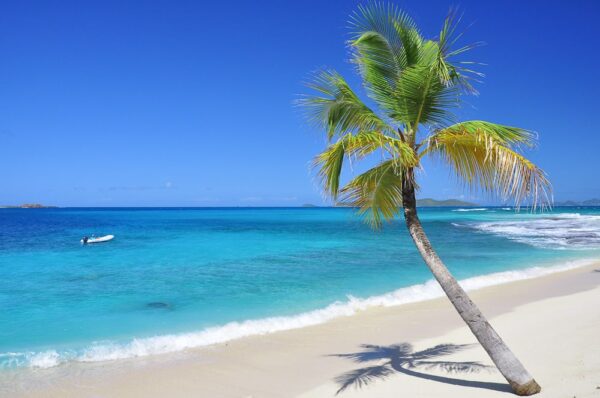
[401,172,541,396]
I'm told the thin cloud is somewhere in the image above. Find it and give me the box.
[105,183,176,192]
[240,196,263,202]
[276,196,298,201]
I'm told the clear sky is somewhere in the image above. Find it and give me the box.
[1,0,598,206]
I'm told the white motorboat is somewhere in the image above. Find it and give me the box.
[81,235,114,244]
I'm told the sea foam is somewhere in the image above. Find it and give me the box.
[5,258,596,369]
[465,213,600,249]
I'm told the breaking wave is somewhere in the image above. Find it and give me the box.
[464,213,600,249]
[2,258,595,369]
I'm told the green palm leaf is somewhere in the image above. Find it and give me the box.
[299,70,393,140]
[424,122,551,208]
[313,131,416,199]
[423,121,537,150]
[349,3,424,119]
[339,159,407,228]
[393,59,460,131]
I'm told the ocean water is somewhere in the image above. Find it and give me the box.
[1,206,599,369]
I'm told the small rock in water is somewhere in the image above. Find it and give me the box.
[146,302,170,309]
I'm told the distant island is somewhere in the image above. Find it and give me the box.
[416,198,477,207]
[554,199,600,206]
[334,198,477,208]
[0,203,57,209]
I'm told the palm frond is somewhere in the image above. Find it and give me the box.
[426,121,536,147]
[349,3,424,119]
[313,131,415,200]
[350,2,418,69]
[314,139,346,199]
[345,4,483,133]
[393,18,423,68]
[350,30,401,114]
[423,122,551,208]
[339,159,408,228]
[299,70,394,140]
[393,59,460,130]
[348,4,464,131]
[436,8,483,94]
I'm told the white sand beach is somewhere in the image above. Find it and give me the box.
[2,263,599,398]
[3,1,599,397]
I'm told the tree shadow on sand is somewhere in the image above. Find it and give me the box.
[331,343,512,395]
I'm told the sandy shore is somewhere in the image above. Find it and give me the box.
[2,262,599,398]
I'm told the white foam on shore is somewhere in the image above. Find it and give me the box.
[4,258,597,369]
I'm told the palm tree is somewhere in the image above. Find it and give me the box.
[299,3,550,396]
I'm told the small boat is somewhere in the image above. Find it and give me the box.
[81,235,114,244]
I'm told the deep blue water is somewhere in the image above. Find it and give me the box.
[1,206,599,368]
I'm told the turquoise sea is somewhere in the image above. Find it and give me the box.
[1,206,599,369]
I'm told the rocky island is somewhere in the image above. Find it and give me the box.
[0,203,57,208]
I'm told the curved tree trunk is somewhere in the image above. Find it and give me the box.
[401,171,541,396]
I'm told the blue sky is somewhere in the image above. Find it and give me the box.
[1,0,598,206]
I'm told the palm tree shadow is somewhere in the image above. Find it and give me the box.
[331,343,512,395]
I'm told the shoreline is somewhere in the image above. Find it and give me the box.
[2,260,599,397]
[4,257,597,369]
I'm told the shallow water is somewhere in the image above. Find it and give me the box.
[1,206,599,368]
